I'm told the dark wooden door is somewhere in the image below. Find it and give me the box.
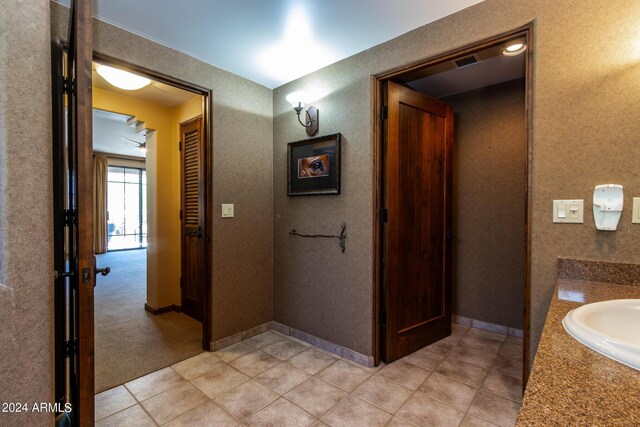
[381,81,454,363]
[180,116,205,321]
[52,0,95,424]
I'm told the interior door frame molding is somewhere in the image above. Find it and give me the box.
[93,51,214,351]
[371,23,534,384]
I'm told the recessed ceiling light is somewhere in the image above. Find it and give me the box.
[503,40,527,56]
[96,64,151,90]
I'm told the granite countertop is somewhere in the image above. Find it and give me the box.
[517,278,640,426]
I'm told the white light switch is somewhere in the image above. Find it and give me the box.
[221,204,234,218]
[553,199,583,223]
[633,198,640,224]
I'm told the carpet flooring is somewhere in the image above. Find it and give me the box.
[95,249,202,393]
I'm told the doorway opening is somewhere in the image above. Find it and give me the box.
[373,25,532,385]
[90,56,212,393]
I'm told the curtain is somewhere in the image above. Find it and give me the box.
[94,155,109,254]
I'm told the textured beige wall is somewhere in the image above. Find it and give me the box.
[0,1,54,426]
[50,2,274,340]
[274,0,640,363]
[443,79,526,330]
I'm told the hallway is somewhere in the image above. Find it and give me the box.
[95,250,202,392]
[95,324,522,426]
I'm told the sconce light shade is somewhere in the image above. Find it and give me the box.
[286,91,319,136]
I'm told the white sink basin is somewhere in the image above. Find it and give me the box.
[562,299,640,371]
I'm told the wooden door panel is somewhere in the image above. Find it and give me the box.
[383,81,453,362]
[181,117,204,321]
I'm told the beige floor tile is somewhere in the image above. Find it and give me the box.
[401,347,445,371]
[498,343,523,362]
[245,397,316,427]
[141,382,209,424]
[244,331,287,349]
[262,338,309,360]
[418,372,479,411]
[95,404,156,427]
[460,335,504,354]
[460,414,499,427]
[164,401,240,427]
[95,385,137,421]
[124,367,185,402]
[423,337,456,356]
[467,328,507,342]
[171,351,223,380]
[214,379,279,420]
[214,341,256,363]
[316,360,371,392]
[254,362,311,394]
[386,416,420,426]
[448,344,498,369]
[436,357,489,387]
[491,356,522,380]
[284,377,347,417]
[311,421,331,427]
[452,323,471,336]
[229,350,281,377]
[396,392,465,427]
[468,390,520,427]
[505,335,523,345]
[377,360,429,390]
[289,348,338,374]
[352,375,413,413]
[321,396,391,427]
[482,371,523,402]
[191,363,250,398]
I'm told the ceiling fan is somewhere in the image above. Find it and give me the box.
[121,137,147,154]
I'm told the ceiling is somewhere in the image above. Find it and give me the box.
[93,62,197,107]
[54,0,484,89]
[403,41,526,98]
[93,109,147,158]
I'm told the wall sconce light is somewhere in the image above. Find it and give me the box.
[286,91,319,136]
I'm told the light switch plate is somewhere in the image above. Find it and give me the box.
[221,203,234,218]
[633,198,640,224]
[553,199,584,223]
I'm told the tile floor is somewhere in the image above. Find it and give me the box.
[95,324,523,426]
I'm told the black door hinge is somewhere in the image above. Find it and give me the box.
[179,210,183,220]
[63,76,74,94]
[64,338,78,358]
[63,209,76,226]
[380,208,388,223]
[381,311,387,326]
[178,141,182,151]
[381,105,388,120]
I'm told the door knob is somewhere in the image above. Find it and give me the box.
[96,266,111,276]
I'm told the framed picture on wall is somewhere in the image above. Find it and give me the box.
[288,133,342,196]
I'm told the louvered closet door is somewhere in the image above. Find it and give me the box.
[181,116,205,321]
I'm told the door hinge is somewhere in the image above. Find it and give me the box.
[179,210,183,220]
[381,311,387,326]
[63,209,76,226]
[64,338,78,358]
[63,76,74,94]
[178,141,182,151]
[179,277,183,288]
[380,208,388,223]
[381,105,388,120]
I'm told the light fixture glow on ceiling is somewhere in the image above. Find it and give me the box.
[257,6,337,83]
[503,40,527,56]
[96,64,151,90]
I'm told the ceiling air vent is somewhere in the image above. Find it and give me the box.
[454,54,479,68]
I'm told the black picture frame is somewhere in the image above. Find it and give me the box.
[288,133,341,196]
